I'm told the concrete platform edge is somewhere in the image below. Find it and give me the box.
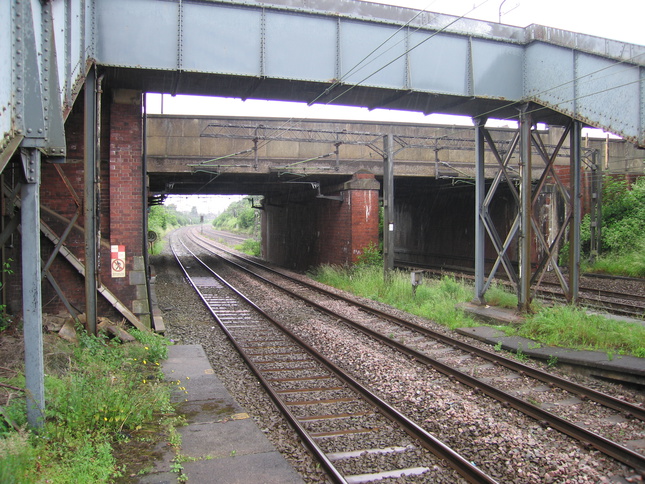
[458,302,645,386]
[137,344,305,484]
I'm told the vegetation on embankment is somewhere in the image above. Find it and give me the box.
[148,204,203,254]
[310,263,645,358]
[581,176,645,277]
[211,197,261,256]
[0,327,182,483]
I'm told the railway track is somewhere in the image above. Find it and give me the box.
[183,227,645,480]
[170,233,497,483]
[396,263,645,318]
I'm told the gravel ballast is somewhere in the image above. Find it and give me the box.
[152,234,645,483]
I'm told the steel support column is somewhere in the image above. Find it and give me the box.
[383,133,394,277]
[474,118,487,303]
[84,67,98,335]
[589,150,602,263]
[518,106,532,311]
[569,121,582,303]
[20,148,44,428]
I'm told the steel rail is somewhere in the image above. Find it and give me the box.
[172,235,498,484]
[188,230,645,473]
[396,262,645,317]
[192,229,645,421]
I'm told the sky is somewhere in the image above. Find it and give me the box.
[157,0,644,213]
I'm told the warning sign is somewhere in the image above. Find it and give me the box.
[111,245,126,278]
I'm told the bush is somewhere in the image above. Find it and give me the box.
[582,176,645,256]
[212,197,260,235]
[355,242,382,267]
[581,176,645,276]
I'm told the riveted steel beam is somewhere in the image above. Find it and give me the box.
[20,147,44,428]
[94,0,644,145]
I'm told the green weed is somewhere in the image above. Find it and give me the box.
[355,242,382,267]
[515,345,528,362]
[520,305,645,356]
[311,265,477,330]
[547,355,559,368]
[235,238,261,257]
[309,264,645,359]
[484,283,517,309]
[0,327,177,482]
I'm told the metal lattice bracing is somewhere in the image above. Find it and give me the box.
[475,113,583,309]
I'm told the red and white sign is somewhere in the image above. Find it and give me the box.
[111,245,126,278]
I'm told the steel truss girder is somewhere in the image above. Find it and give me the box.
[95,0,644,145]
[474,115,581,309]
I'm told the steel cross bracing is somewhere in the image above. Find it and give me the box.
[474,114,583,308]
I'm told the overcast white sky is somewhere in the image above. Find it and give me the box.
[158,0,644,213]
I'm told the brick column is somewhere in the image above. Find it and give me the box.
[108,89,150,327]
[316,170,380,266]
[344,171,381,263]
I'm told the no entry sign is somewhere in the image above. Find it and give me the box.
[111,245,126,278]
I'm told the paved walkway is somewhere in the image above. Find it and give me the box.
[139,345,304,484]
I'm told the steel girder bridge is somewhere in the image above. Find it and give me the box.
[2,0,645,425]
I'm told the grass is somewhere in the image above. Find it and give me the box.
[310,264,645,358]
[518,305,645,357]
[311,265,478,330]
[0,326,179,483]
[482,283,518,309]
[235,238,261,257]
[583,248,645,278]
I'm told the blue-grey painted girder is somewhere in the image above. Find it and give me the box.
[2,0,645,163]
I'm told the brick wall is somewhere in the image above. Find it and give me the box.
[108,90,144,308]
[5,87,146,321]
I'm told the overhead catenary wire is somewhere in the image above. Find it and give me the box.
[310,0,442,106]
[254,0,642,162]
[252,0,450,156]
[324,0,493,107]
